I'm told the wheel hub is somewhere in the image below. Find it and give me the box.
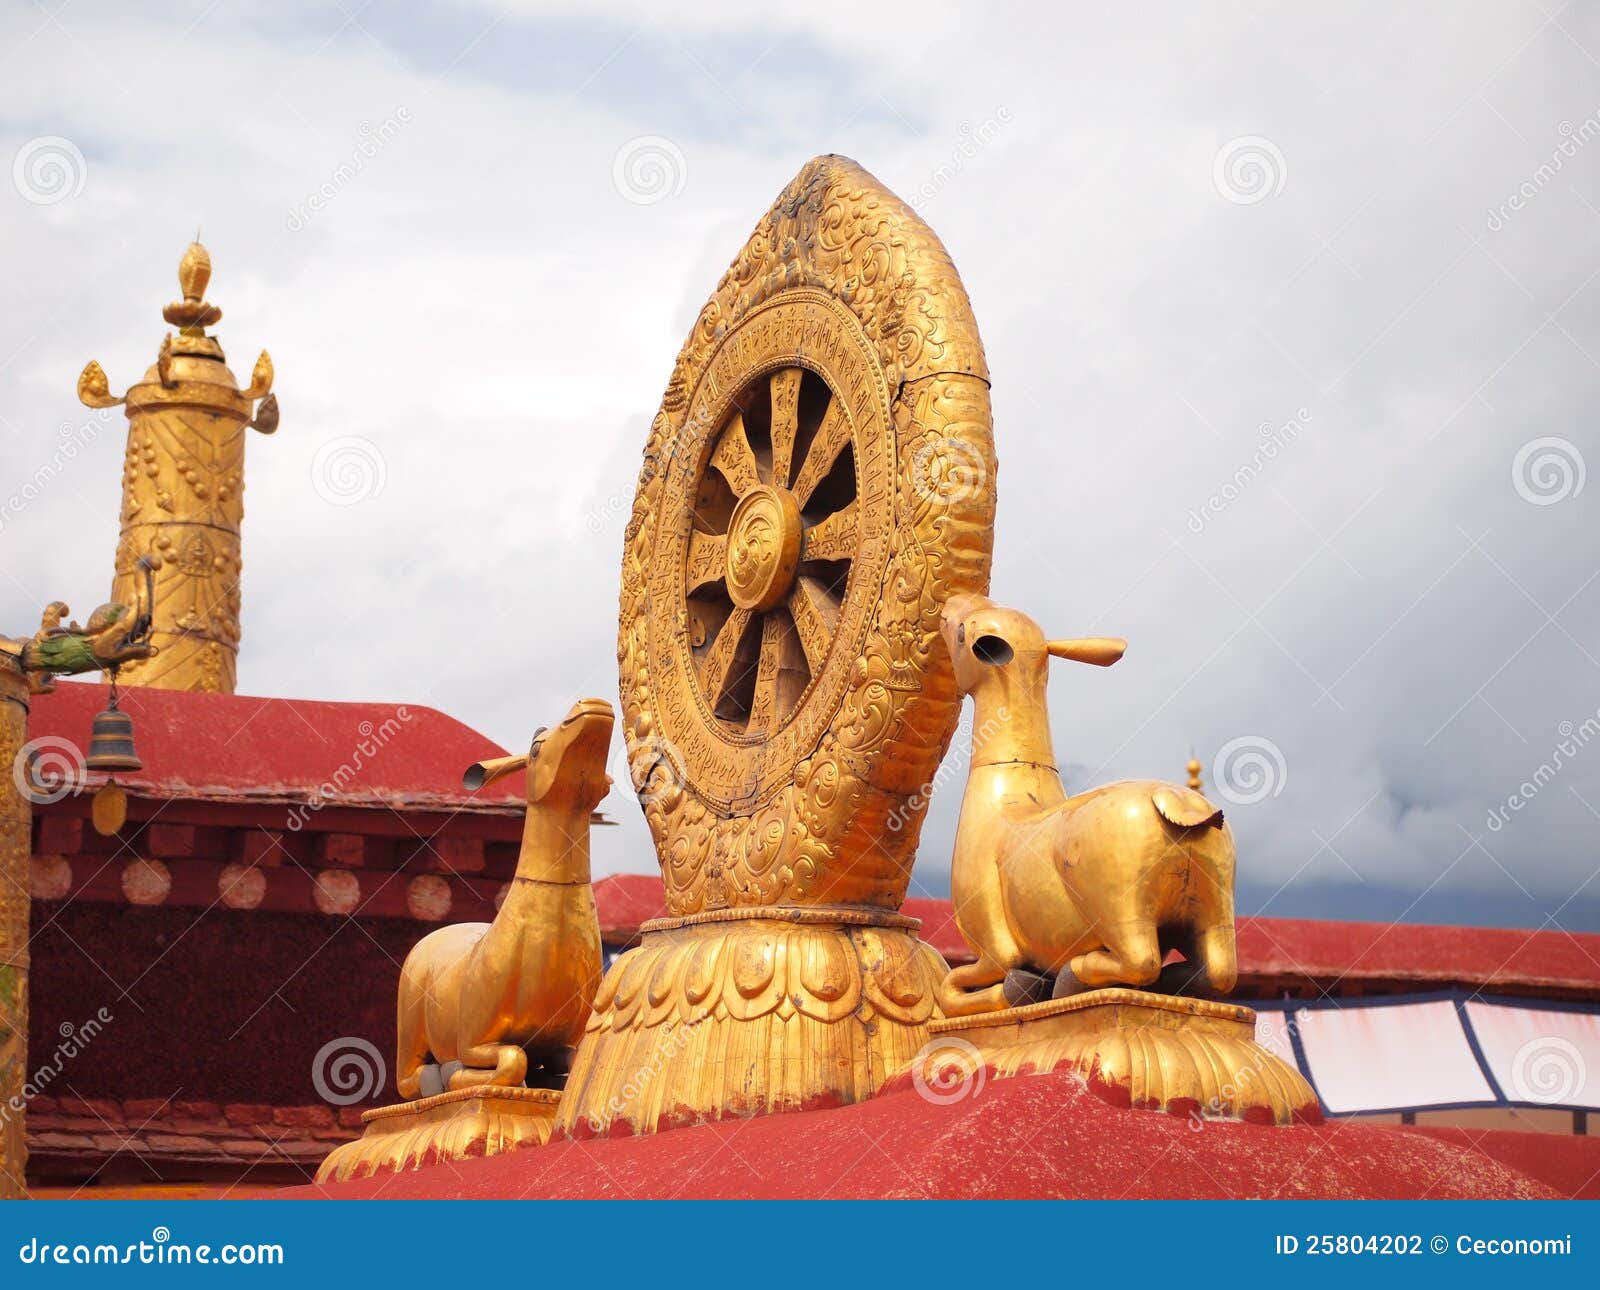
[725,485,801,612]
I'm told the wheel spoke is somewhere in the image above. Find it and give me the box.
[710,414,761,497]
[685,530,727,593]
[790,397,850,504]
[788,577,837,674]
[801,498,857,563]
[700,606,751,706]
[768,367,802,488]
[746,615,785,734]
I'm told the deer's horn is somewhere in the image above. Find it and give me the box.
[1046,638,1127,666]
[463,754,527,790]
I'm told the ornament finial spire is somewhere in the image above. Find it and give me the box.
[163,240,222,332]
[82,238,278,693]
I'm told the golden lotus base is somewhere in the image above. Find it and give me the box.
[314,1085,560,1183]
[921,989,1322,1126]
[557,911,948,1137]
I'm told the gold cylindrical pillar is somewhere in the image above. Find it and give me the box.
[81,242,276,693]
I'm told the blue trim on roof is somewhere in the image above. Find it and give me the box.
[1251,989,1600,1015]
[1249,989,1599,1115]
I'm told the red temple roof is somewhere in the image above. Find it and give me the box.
[28,680,525,814]
[294,1066,1600,1200]
[1232,914,1600,998]
[22,688,1599,1197]
[29,681,1598,999]
[591,874,1600,999]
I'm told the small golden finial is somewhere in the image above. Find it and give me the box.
[77,359,123,409]
[1187,756,1203,792]
[178,241,211,300]
[163,240,222,332]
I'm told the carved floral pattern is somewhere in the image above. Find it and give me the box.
[618,155,997,916]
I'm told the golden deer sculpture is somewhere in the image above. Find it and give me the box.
[937,595,1237,1017]
[395,698,614,1098]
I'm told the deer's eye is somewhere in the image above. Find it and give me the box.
[972,634,1013,666]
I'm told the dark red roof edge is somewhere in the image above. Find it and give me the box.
[590,874,1600,997]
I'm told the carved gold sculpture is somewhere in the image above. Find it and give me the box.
[1,596,154,1198]
[922,592,1318,1125]
[316,157,1322,1175]
[559,154,996,1135]
[396,699,612,1096]
[79,241,277,693]
[936,594,1237,1015]
[318,700,612,1181]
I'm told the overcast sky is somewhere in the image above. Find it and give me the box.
[2,0,1597,933]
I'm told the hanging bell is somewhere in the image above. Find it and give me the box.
[86,704,143,772]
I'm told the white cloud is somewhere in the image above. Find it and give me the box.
[3,0,1598,928]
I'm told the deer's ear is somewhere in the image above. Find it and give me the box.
[972,634,1014,666]
[526,728,558,800]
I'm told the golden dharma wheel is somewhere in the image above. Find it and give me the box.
[618,155,996,915]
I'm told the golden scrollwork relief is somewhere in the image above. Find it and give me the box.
[617,155,996,917]
[564,156,996,1134]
